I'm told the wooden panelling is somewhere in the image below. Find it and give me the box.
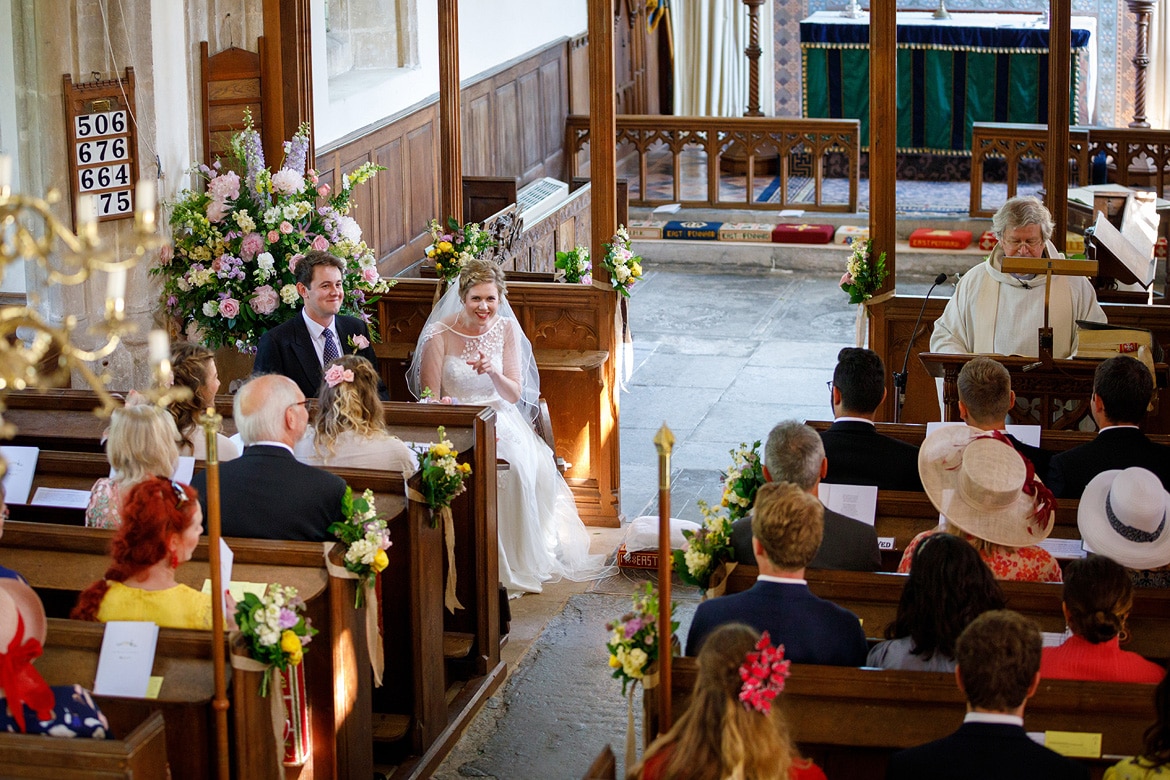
[375,137,406,250]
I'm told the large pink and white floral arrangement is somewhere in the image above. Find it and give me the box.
[154,114,393,350]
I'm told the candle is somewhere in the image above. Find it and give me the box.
[135,178,156,231]
[76,194,98,243]
[106,267,126,302]
[0,154,11,190]
[148,329,170,366]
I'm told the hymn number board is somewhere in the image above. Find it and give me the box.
[63,68,139,227]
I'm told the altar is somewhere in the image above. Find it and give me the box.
[800,11,1096,153]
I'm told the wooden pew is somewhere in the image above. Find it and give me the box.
[376,277,621,526]
[645,658,1157,780]
[720,567,1170,662]
[0,709,169,779]
[804,419,1170,451]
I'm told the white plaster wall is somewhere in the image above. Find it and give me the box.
[313,0,588,148]
[150,0,192,210]
[0,0,26,293]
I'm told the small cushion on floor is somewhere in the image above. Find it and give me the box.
[771,223,834,244]
[662,220,722,240]
[909,228,973,250]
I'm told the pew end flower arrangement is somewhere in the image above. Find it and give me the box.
[412,426,472,612]
[234,584,316,696]
[328,487,391,608]
[602,225,643,296]
[721,440,766,522]
[605,582,678,696]
[425,217,496,284]
[839,238,888,305]
[156,112,393,350]
[554,245,593,284]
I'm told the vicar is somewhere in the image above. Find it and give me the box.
[930,197,1105,358]
[254,251,386,399]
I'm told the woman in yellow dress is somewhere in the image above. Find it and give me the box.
[73,477,213,630]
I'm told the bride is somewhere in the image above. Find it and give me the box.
[407,260,609,596]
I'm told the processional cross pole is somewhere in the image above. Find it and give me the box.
[1000,256,1098,367]
[200,406,231,780]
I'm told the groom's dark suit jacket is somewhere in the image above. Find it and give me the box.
[1046,426,1170,499]
[730,504,881,572]
[192,445,345,542]
[254,310,385,399]
[886,722,1089,780]
[820,420,923,492]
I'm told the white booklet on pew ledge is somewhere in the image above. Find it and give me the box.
[31,487,91,509]
[93,621,160,698]
[1038,536,1090,560]
[925,420,1041,447]
[818,483,878,525]
[0,445,39,504]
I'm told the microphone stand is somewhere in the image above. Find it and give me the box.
[894,272,950,423]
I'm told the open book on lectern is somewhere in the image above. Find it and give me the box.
[1088,210,1156,288]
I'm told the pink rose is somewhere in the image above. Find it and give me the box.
[349,334,370,351]
[240,232,264,261]
[361,266,380,284]
[840,272,853,287]
[158,244,174,264]
[267,230,280,243]
[308,170,319,185]
[317,183,331,198]
[324,364,355,388]
[289,253,304,273]
[311,235,329,252]
[211,256,226,272]
[249,285,279,315]
[279,221,294,235]
[219,298,240,318]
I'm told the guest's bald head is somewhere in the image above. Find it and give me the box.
[235,374,307,446]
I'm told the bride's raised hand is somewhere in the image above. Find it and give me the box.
[466,350,493,376]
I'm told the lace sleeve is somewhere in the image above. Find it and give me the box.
[501,319,524,387]
[418,325,447,399]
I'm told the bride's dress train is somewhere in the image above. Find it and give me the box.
[439,329,609,595]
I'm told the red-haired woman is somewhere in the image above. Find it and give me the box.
[72,477,213,630]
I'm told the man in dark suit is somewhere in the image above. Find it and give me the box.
[254,250,386,399]
[192,374,346,542]
[1047,355,1170,499]
[820,347,922,491]
[957,356,1051,479]
[731,420,881,571]
[886,610,1089,780]
[686,482,868,664]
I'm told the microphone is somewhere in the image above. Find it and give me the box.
[893,272,950,423]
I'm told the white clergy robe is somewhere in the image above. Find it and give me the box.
[930,242,1107,359]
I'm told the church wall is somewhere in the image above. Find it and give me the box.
[773,0,1126,129]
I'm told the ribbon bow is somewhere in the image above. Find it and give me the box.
[0,614,55,732]
[977,430,1056,535]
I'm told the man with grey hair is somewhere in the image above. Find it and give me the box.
[931,196,1105,359]
[730,420,881,571]
[192,374,346,541]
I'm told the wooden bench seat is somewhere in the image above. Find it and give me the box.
[720,566,1170,661]
[805,419,1170,451]
[645,658,1156,780]
[0,708,169,779]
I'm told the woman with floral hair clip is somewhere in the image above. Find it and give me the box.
[630,622,825,780]
[294,354,415,473]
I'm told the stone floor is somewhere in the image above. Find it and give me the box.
[432,260,946,779]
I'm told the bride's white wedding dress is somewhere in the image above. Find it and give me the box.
[425,318,608,595]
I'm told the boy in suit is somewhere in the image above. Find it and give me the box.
[957,356,1051,479]
[886,610,1089,780]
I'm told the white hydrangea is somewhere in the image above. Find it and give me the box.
[684,547,711,577]
[258,627,280,647]
[202,300,219,317]
[346,538,378,566]
[176,277,191,292]
[280,284,300,304]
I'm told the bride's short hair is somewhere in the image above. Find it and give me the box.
[458,259,507,300]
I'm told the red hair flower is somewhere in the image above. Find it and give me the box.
[738,631,791,714]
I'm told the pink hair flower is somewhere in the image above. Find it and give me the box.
[324,364,355,388]
[738,632,791,715]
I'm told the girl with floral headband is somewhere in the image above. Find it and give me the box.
[630,622,825,780]
[294,354,415,474]
[72,477,219,631]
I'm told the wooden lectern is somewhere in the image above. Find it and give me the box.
[999,255,1099,365]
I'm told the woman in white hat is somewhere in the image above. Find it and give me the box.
[898,426,1062,583]
[1078,467,1170,588]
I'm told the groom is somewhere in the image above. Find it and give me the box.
[254,250,387,399]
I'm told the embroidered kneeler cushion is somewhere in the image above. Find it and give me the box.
[718,223,776,242]
[834,225,869,245]
[909,228,973,250]
[662,220,723,240]
[627,220,665,240]
[978,230,998,251]
[771,223,834,244]
[1157,237,1167,259]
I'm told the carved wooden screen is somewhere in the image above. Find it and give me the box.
[200,40,268,166]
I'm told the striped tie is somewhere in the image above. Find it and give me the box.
[323,328,340,366]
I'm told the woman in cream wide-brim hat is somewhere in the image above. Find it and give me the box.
[898,425,1063,582]
[1078,467,1170,584]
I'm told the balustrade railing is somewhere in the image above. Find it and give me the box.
[564,115,860,212]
